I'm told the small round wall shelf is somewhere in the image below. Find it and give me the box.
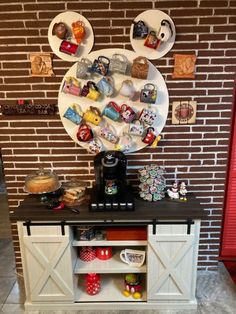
[58,48,169,154]
[48,11,94,62]
[130,9,176,60]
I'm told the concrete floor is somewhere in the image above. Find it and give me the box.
[0,177,236,313]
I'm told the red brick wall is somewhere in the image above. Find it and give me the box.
[0,0,236,270]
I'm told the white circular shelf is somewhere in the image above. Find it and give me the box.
[130,9,176,60]
[48,11,94,62]
[58,48,169,154]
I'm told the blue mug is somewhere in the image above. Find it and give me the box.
[97,77,114,97]
[102,102,121,122]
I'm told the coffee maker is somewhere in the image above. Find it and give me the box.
[89,151,134,211]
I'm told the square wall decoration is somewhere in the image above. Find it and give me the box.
[30,53,54,77]
[172,101,197,124]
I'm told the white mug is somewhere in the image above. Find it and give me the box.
[120,249,145,267]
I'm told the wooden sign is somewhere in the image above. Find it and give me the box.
[172,101,197,124]
[0,103,57,115]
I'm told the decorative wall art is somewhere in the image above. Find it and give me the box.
[30,53,54,77]
[172,101,197,124]
[130,9,176,60]
[172,54,197,79]
[58,48,170,154]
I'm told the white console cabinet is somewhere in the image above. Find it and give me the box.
[18,220,200,311]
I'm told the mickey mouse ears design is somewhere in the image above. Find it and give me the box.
[130,9,176,60]
[48,11,94,62]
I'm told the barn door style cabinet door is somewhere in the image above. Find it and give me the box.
[18,223,74,302]
[147,221,200,303]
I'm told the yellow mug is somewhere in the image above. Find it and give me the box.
[86,82,101,101]
[83,106,102,126]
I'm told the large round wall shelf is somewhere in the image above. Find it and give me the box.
[130,10,176,60]
[58,48,169,154]
[48,11,94,62]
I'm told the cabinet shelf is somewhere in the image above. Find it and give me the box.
[74,251,147,274]
[73,240,147,246]
[75,274,147,302]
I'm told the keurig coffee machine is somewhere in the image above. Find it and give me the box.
[90,151,134,211]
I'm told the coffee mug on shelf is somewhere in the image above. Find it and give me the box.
[120,249,146,267]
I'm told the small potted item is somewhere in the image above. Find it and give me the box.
[59,40,79,56]
[131,56,149,80]
[140,83,158,104]
[119,80,136,99]
[83,106,102,126]
[99,125,119,144]
[79,247,96,261]
[76,58,92,79]
[109,53,129,75]
[63,107,82,125]
[77,123,93,142]
[52,22,68,39]
[97,77,114,97]
[90,56,110,76]
[142,127,156,145]
[72,20,86,44]
[62,77,81,96]
[88,138,103,155]
[139,107,157,126]
[102,101,121,122]
[132,20,149,39]
[129,120,144,136]
[120,104,136,123]
[96,247,112,260]
[85,273,101,295]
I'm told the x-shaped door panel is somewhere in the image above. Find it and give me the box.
[148,235,194,300]
[24,236,74,301]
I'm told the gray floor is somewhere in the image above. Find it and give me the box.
[1,184,236,313]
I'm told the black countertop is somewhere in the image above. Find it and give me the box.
[10,192,206,223]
